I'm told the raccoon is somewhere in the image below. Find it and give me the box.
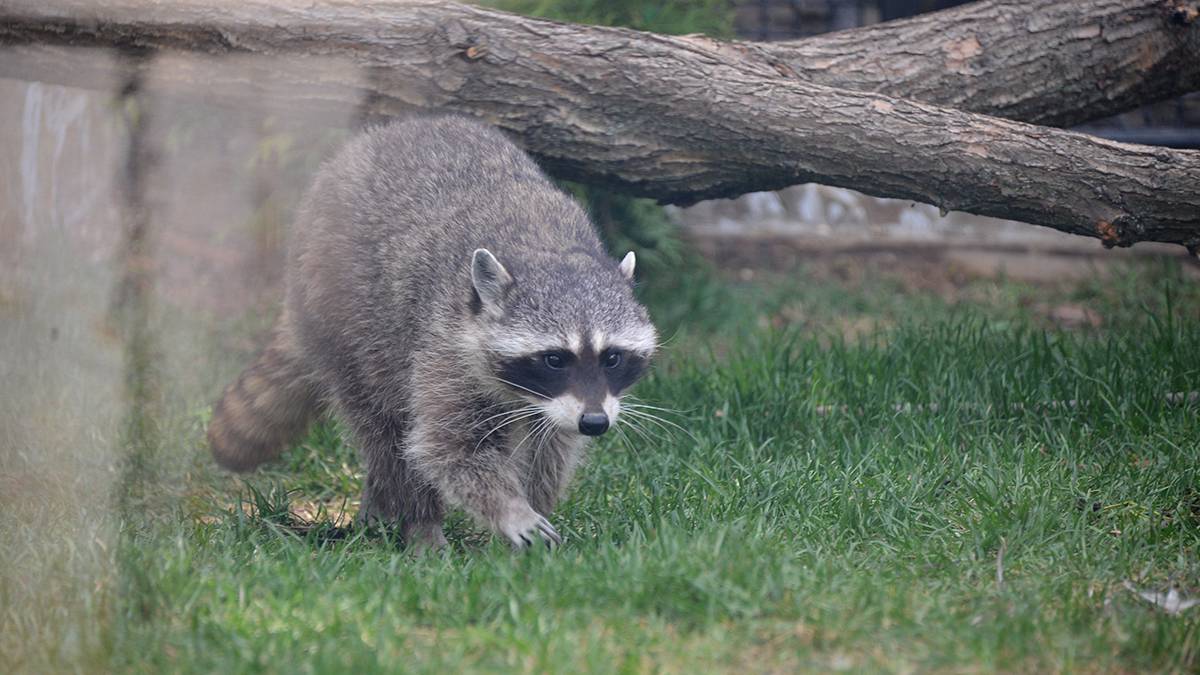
[207,116,657,549]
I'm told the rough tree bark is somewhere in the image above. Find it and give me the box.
[761,0,1200,127]
[1,0,1198,250]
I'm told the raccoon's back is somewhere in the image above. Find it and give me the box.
[285,116,601,385]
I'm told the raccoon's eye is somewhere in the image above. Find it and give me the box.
[603,350,623,369]
[543,353,567,369]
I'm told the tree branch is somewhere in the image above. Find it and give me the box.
[760,0,1200,127]
[1,0,1198,249]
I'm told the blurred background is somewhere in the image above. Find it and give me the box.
[5,1,1198,358]
[2,1,1198,669]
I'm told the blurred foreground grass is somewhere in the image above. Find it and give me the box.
[3,257,1199,673]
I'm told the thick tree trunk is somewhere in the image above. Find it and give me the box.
[762,0,1200,127]
[1,0,1198,249]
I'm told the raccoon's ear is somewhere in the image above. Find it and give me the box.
[470,248,513,315]
[618,251,636,281]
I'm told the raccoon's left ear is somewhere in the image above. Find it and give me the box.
[471,248,513,316]
[618,251,636,281]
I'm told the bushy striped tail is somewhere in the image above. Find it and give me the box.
[207,321,319,472]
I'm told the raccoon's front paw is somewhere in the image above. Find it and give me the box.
[498,502,562,549]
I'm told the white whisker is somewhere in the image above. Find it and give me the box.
[492,376,550,400]
[510,414,552,457]
[623,402,689,417]
[623,396,692,416]
[613,423,636,450]
[530,416,558,466]
[471,404,541,431]
[618,415,659,446]
[621,407,698,443]
[474,409,544,452]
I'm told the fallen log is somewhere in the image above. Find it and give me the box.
[762,0,1200,127]
[1,0,1198,249]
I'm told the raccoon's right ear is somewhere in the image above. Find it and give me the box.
[470,248,513,316]
[618,251,636,281]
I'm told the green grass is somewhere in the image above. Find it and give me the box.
[4,260,1200,673]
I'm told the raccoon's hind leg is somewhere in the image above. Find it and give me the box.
[207,318,320,472]
[351,413,447,551]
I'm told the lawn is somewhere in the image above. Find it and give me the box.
[3,257,1199,673]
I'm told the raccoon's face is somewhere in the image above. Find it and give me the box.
[492,334,652,436]
[469,248,656,436]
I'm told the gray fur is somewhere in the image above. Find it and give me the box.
[208,116,656,549]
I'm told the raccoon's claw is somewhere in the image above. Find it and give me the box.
[535,515,563,547]
[500,505,562,549]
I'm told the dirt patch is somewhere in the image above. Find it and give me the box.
[687,231,1200,298]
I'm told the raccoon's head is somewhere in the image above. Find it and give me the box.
[468,247,657,437]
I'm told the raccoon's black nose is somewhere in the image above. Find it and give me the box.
[578,412,609,436]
